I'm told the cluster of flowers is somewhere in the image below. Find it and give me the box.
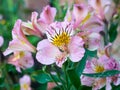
[2,0,120,90]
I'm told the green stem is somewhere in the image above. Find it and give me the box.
[49,72,59,86]
[104,20,109,45]
[53,66,67,90]
[2,63,13,90]
[63,65,69,90]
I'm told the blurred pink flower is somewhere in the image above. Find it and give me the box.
[77,31,102,51]
[36,21,85,67]
[72,4,90,28]
[81,55,120,90]
[64,4,105,33]
[22,5,56,37]
[97,43,112,57]
[40,5,57,24]
[8,51,34,72]
[0,36,4,47]
[4,19,36,56]
[19,75,31,90]
[80,14,105,33]
[88,0,115,21]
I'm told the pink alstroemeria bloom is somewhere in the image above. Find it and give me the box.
[81,55,120,90]
[77,31,102,51]
[19,75,31,90]
[36,22,85,67]
[8,51,34,72]
[4,19,36,56]
[72,4,90,28]
[88,0,115,21]
[22,5,56,37]
[97,43,112,57]
[0,36,4,47]
[80,14,105,33]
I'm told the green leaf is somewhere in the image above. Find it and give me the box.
[109,22,118,42]
[76,51,88,76]
[32,70,52,84]
[13,84,20,90]
[6,64,16,73]
[86,49,97,57]
[36,83,47,90]
[0,78,5,87]
[27,35,41,46]
[67,68,80,89]
[83,70,120,78]
[70,85,77,90]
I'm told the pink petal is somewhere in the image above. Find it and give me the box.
[19,75,31,90]
[8,51,34,72]
[3,39,35,56]
[73,4,89,28]
[31,12,45,36]
[20,75,31,84]
[12,20,36,52]
[106,78,112,90]
[88,33,101,51]
[64,8,72,22]
[80,15,105,33]
[40,5,56,24]
[46,21,74,42]
[69,36,85,62]
[36,39,61,65]
[18,52,34,69]
[113,74,120,86]
[104,3,115,21]
[0,36,4,47]
[21,21,42,37]
[81,75,94,86]
[55,53,67,67]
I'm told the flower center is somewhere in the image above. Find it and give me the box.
[52,32,70,47]
[22,83,29,90]
[13,51,25,61]
[94,65,104,73]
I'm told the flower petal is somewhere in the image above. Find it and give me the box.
[0,36,4,47]
[8,51,34,72]
[69,36,85,62]
[88,33,101,51]
[40,5,56,24]
[73,4,89,28]
[36,39,61,65]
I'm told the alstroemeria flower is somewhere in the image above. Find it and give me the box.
[80,14,105,33]
[19,75,31,90]
[40,5,57,24]
[22,5,56,37]
[0,36,4,47]
[36,22,85,67]
[4,19,36,56]
[77,31,102,51]
[81,55,120,90]
[97,43,112,57]
[72,4,90,28]
[8,51,34,72]
[88,0,115,21]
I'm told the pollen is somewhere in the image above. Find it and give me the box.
[94,65,104,73]
[52,32,70,47]
[22,83,29,90]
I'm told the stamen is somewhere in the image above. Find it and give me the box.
[94,65,104,73]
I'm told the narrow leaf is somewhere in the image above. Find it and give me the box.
[109,22,118,42]
[83,70,120,78]
[76,51,87,76]
[67,68,80,89]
